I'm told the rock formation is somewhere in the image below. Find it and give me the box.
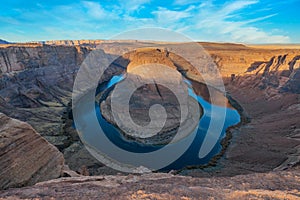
[43,40,104,47]
[0,41,299,196]
[0,44,102,175]
[1,170,299,199]
[100,49,201,145]
[231,54,300,97]
[0,112,65,190]
[0,44,89,147]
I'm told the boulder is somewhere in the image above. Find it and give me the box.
[0,112,65,190]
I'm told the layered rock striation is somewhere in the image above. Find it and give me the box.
[0,112,65,190]
[0,40,299,181]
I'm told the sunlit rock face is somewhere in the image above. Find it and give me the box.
[126,48,177,72]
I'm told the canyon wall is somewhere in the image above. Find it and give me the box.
[0,45,91,156]
[0,44,88,117]
[43,40,104,46]
[0,41,299,179]
[208,46,300,95]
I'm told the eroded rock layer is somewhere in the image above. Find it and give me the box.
[0,41,299,179]
[0,112,65,190]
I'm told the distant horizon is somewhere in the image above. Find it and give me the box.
[1,0,299,44]
[2,38,300,46]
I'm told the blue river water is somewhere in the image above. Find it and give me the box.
[89,74,241,171]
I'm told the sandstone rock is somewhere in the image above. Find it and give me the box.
[0,44,127,176]
[227,53,300,99]
[0,41,300,178]
[44,40,104,46]
[125,48,177,71]
[100,54,201,145]
[212,81,300,177]
[282,67,300,93]
[0,112,65,190]
[0,45,95,175]
[0,170,299,199]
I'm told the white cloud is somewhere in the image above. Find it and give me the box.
[2,0,291,43]
[148,0,289,43]
[82,1,107,19]
[82,1,119,20]
[189,0,290,43]
[173,0,202,5]
[220,0,258,15]
[152,7,192,24]
[119,0,151,12]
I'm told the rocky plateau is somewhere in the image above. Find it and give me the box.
[0,41,299,199]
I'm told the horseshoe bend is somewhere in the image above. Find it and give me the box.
[0,40,300,198]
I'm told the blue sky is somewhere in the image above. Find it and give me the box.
[0,0,299,43]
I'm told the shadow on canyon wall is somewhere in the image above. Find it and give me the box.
[0,42,299,190]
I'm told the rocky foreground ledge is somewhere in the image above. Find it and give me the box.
[1,170,299,199]
[0,110,298,199]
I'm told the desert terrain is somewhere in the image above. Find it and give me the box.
[0,40,299,199]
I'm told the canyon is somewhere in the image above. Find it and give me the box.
[0,41,299,199]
